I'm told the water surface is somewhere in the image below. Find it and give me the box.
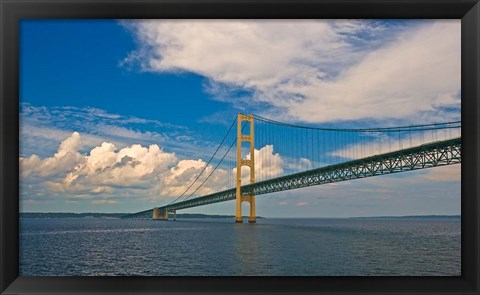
[20,217,460,276]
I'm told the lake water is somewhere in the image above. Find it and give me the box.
[19,217,460,276]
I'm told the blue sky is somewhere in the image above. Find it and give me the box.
[20,21,227,142]
[19,20,461,217]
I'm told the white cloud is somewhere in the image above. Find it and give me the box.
[124,20,460,124]
[292,21,460,123]
[285,157,313,172]
[20,133,293,206]
[20,132,84,178]
[20,132,219,203]
[234,144,284,183]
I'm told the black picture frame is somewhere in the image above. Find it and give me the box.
[1,0,479,294]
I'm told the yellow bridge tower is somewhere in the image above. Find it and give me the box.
[236,113,256,223]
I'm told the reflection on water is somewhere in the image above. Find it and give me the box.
[20,217,460,276]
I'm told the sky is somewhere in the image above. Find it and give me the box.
[19,19,461,217]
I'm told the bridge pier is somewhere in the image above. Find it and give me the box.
[152,207,168,220]
[153,207,160,220]
[235,197,243,223]
[248,197,256,223]
[236,195,256,223]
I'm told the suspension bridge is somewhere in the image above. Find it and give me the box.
[123,114,461,223]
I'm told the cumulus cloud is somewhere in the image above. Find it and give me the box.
[20,132,84,178]
[234,145,284,183]
[285,157,313,172]
[20,132,228,204]
[123,19,460,124]
[20,133,292,205]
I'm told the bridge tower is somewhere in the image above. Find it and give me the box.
[236,113,256,223]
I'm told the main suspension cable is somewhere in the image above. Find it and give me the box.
[167,118,237,205]
[182,122,247,202]
[253,114,460,132]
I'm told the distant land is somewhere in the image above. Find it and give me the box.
[350,215,460,219]
[21,212,127,219]
[20,212,264,219]
[19,213,458,219]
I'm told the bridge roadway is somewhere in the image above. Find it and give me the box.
[123,137,461,219]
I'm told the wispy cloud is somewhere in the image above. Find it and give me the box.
[20,103,215,160]
[123,20,460,125]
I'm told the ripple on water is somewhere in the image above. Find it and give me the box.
[19,217,461,276]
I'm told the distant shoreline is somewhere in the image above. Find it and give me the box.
[19,212,265,219]
[19,212,459,219]
[349,215,460,219]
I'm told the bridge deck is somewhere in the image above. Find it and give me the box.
[123,137,460,219]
